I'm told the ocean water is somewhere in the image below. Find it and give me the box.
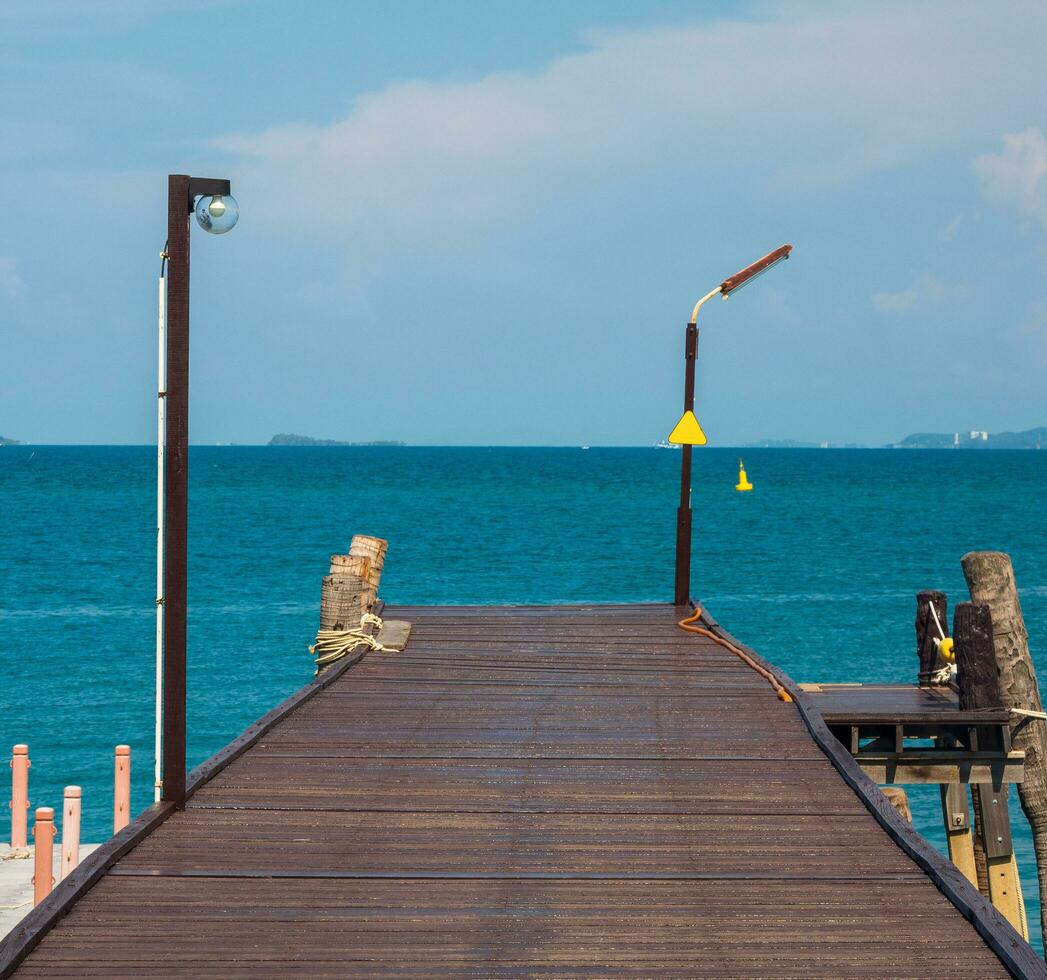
[2,445,1046,948]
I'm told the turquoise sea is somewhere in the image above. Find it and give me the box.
[2,446,1047,948]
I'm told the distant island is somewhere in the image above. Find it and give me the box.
[889,426,1047,450]
[741,426,1047,450]
[268,434,405,447]
[0,435,19,446]
[743,439,869,449]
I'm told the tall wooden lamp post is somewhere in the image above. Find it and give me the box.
[158,175,239,808]
[670,244,793,607]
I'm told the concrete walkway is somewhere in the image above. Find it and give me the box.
[1,846,99,942]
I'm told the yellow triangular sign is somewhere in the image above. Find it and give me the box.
[667,410,707,446]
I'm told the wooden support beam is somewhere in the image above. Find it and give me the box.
[941,783,978,888]
[975,784,1028,939]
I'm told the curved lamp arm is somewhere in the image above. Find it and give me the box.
[689,244,793,324]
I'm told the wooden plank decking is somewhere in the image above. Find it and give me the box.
[4,604,1038,977]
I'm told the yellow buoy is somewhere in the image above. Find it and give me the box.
[735,458,753,492]
[937,636,955,663]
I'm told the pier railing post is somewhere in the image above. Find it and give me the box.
[61,786,81,881]
[673,323,698,606]
[32,807,54,905]
[114,745,131,833]
[10,744,29,849]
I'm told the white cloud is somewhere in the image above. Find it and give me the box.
[871,275,959,315]
[0,257,24,298]
[974,127,1047,229]
[215,4,1047,262]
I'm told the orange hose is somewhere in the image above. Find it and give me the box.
[677,608,793,703]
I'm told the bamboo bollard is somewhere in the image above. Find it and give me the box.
[32,807,55,905]
[10,744,30,849]
[61,786,81,881]
[114,745,131,833]
[330,553,381,590]
[961,551,1044,944]
[349,534,387,572]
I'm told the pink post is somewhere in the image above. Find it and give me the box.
[114,745,131,833]
[61,786,81,880]
[10,744,30,849]
[32,807,55,905]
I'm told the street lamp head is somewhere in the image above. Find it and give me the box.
[719,244,791,298]
[194,193,239,235]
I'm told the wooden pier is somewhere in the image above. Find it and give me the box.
[2,604,1042,977]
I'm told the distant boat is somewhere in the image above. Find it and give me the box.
[580,446,590,450]
[656,441,681,450]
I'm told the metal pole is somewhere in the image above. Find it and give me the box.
[673,323,698,606]
[162,174,190,808]
[155,262,166,804]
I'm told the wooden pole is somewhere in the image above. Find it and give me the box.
[954,600,1026,936]
[916,590,947,686]
[162,174,191,809]
[961,551,1044,948]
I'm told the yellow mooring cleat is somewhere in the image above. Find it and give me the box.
[736,459,753,492]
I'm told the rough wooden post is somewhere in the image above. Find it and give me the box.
[954,600,1025,935]
[916,590,947,686]
[962,551,1044,948]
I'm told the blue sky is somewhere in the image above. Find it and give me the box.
[2,1,1046,445]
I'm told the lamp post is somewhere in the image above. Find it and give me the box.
[158,175,239,808]
[670,244,792,606]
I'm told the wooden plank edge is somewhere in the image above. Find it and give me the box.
[695,602,1047,980]
[0,802,175,978]
[0,601,382,978]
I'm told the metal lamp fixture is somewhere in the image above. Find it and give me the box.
[672,244,793,606]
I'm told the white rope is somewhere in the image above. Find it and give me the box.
[927,600,947,642]
[929,664,955,685]
[310,612,390,669]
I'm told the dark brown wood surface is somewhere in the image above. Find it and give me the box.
[7,605,1027,977]
[807,682,1011,725]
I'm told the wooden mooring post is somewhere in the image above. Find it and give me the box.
[954,600,1027,937]
[315,535,388,673]
[962,551,1046,950]
[916,590,948,686]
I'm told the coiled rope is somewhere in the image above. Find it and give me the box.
[310,612,390,669]
[677,607,793,702]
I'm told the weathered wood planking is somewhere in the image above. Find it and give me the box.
[4,604,1036,978]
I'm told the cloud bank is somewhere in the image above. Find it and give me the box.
[216,4,1047,259]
